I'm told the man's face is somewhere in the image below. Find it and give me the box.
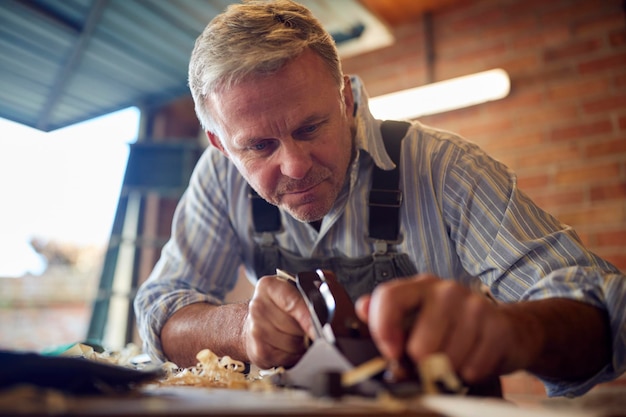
[206,49,355,223]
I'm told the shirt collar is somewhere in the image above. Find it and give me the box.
[350,75,397,171]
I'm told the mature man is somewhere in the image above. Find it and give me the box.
[134,0,625,397]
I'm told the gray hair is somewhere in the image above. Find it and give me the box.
[188,0,344,133]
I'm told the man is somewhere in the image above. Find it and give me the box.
[134,0,625,397]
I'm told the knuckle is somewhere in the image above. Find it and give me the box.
[247,297,264,318]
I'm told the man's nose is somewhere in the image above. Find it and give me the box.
[279,139,312,180]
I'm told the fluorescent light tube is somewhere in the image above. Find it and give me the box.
[369,68,511,120]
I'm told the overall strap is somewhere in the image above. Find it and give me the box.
[369,120,410,242]
[250,120,411,235]
[249,188,281,233]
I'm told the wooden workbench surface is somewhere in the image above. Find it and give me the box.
[3,384,623,417]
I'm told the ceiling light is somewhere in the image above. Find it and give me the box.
[368,69,511,120]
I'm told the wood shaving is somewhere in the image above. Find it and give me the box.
[157,348,279,391]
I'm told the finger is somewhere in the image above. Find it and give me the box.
[405,280,461,362]
[257,276,313,336]
[368,277,431,359]
[246,278,310,368]
[246,322,307,368]
[276,288,315,339]
[250,278,303,336]
[355,294,371,323]
[246,308,307,354]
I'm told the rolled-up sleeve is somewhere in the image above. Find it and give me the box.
[525,268,626,397]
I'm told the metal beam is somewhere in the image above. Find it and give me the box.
[15,0,82,34]
[36,0,109,130]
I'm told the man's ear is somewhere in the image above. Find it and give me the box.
[342,75,355,118]
[206,131,228,157]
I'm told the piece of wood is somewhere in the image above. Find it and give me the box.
[342,356,388,387]
[276,268,297,282]
[418,353,464,395]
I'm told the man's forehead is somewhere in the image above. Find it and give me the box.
[213,49,338,94]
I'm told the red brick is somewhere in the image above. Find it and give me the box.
[546,78,611,101]
[515,104,580,127]
[482,16,538,44]
[517,143,581,169]
[590,182,626,202]
[511,26,571,51]
[456,117,514,139]
[491,89,544,114]
[434,0,474,22]
[498,53,542,77]
[394,23,425,43]
[609,29,626,47]
[558,204,623,227]
[530,188,586,212]
[511,64,578,93]
[595,228,626,247]
[572,12,626,37]
[550,119,614,142]
[517,173,550,191]
[540,1,607,27]
[505,0,560,18]
[554,162,621,186]
[543,39,602,63]
[586,139,626,158]
[446,6,508,34]
[583,95,626,115]
[579,53,626,75]
[419,105,483,131]
[483,131,545,153]
[619,115,626,131]
[436,28,487,57]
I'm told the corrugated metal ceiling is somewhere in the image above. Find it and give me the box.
[0,0,394,132]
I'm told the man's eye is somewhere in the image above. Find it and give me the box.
[296,124,319,138]
[251,142,266,151]
[249,140,275,152]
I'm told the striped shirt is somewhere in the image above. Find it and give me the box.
[134,77,625,397]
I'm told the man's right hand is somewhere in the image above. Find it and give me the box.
[243,275,314,369]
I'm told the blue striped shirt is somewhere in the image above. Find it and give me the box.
[134,77,625,397]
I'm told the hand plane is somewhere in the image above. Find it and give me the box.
[273,269,506,398]
[272,269,469,398]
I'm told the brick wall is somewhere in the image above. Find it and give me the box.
[344,0,626,271]
[344,0,625,400]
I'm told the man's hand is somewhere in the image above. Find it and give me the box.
[355,274,535,383]
[161,275,314,369]
[355,274,612,384]
[243,276,314,369]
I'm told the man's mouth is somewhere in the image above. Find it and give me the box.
[281,177,325,196]
[287,183,318,194]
